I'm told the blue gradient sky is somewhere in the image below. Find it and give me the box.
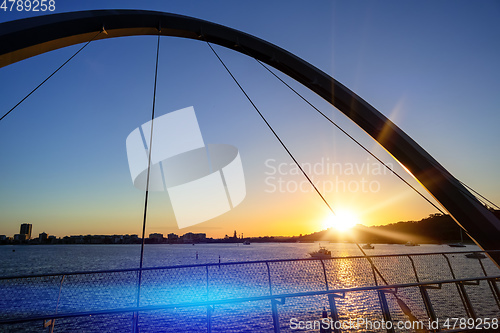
[0,1,499,238]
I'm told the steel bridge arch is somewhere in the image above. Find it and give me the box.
[1,10,499,264]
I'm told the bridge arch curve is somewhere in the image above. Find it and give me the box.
[1,10,499,263]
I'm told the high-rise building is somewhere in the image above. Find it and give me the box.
[39,232,48,243]
[20,223,32,239]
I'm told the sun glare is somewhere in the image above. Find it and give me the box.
[323,210,360,232]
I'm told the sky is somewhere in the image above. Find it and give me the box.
[0,1,499,239]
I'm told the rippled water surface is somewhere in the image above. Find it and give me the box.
[1,243,499,332]
[0,242,483,277]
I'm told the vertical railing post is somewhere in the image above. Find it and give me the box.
[271,300,280,333]
[408,255,438,330]
[266,262,281,333]
[265,261,273,299]
[407,255,419,282]
[488,278,500,311]
[442,254,476,319]
[207,305,213,333]
[456,282,477,319]
[327,293,344,333]
[132,269,141,333]
[206,265,212,333]
[370,259,379,286]
[377,290,395,333]
[320,259,329,291]
[321,259,342,333]
[477,252,500,311]
[45,274,65,333]
[419,285,439,331]
[206,265,209,300]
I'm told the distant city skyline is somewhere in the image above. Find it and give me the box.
[0,222,259,245]
[1,1,499,239]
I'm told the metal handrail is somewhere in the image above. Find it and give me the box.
[1,274,498,325]
[1,249,497,280]
[1,249,498,332]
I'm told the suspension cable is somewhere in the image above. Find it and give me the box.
[206,42,335,215]
[207,42,424,323]
[257,55,499,217]
[134,29,161,330]
[457,184,495,212]
[243,49,500,223]
[207,41,392,280]
[0,29,104,123]
[459,181,500,210]
[243,51,446,215]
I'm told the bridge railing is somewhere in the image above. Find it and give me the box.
[1,250,499,332]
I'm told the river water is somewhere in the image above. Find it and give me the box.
[0,242,483,277]
[1,243,499,332]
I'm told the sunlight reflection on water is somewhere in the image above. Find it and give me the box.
[1,243,499,332]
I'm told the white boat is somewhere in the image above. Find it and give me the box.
[362,243,374,249]
[309,246,331,258]
[405,241,420,246]
[243,240,250,245]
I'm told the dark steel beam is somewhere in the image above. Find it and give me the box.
[1,10,499,265]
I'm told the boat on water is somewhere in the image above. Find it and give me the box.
[465,252,487,259]
[309,246,331,258]
[243,240,250,245]
[362,243,374,249]
[405,241,420,246]
[448,242,466,248]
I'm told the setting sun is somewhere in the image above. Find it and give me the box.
[322,210,360,232]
